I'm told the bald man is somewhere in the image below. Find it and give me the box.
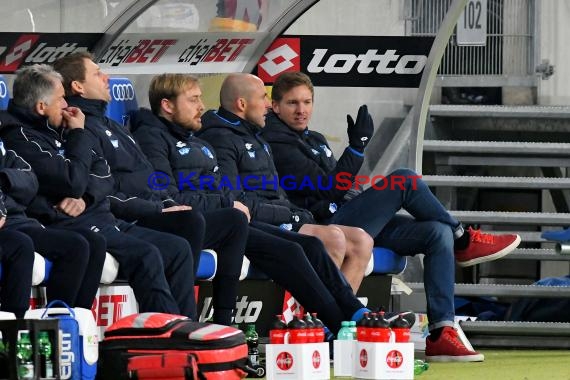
[199,73,373,293]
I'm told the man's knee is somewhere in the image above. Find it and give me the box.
[223,208,249,228]
[424,221,454,250]
[322,226,346,263]
[350,228,374,261]
[135,245,165,272]
[62,233,90,263]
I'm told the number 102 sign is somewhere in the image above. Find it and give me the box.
[456,0,487,46]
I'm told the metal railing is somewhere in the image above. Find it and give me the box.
[405,0,537,86]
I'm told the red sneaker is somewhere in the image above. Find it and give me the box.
[455,227,520,267]
[425,326,484,362]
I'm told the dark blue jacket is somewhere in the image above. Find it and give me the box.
[130,108,235,212]
[0,138,41,227]
[262,111,364,221]
[66,97,177,222]
[0,102,115,228]
[199,107,314,227]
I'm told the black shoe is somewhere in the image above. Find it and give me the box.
[384,310,416,327]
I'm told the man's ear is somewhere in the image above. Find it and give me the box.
[160,98,174,115]
[271,100,279,114]
[70,80,84,96]
[236,97,247,113]
[35,101,47,116]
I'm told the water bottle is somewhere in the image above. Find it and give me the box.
[244,324,259,367]
[38,331,54,378]
[0,331,7,379]
[414,359,429,375]
[337,321,353,340]
[269,315,287,344]
[311,313,325,342]
[17,330,34,380]
[348,320,357,340]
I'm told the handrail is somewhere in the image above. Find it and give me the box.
[409,0,469,172]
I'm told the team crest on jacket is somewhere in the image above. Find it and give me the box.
[55,140,61,148]
[105,130,112,136]
[245,143,255,158]
[311,148,320,156]
[201,146,214,159]
[320,144,332,158]
[178,147,190,155]
[176,141,187,148]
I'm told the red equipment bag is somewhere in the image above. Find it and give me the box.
[128,352,202,379]
[97,313,249,380]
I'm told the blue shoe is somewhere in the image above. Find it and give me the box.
[541,228,570,242]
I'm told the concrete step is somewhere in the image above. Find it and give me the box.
[494,231,547,243]
[423,140,570,155]
[449,210,570,226]
[408,282,570,298]
[429,104,570,118]
[460,321,570,349]
[504,248,570,261]
[423,175,570,189]
[460,320,570,336]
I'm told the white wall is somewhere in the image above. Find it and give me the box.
[538,0,570,105]
[283,0,416,158]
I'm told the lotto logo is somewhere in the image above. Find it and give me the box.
[257,38,300,83]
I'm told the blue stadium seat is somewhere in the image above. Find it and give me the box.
[241,246,406,280]
[196,249,217,280]
[368,247,407,275]
[0,253,53,286]
[0,249,219,287]
[105,77,138,126]
[0,75,9,110]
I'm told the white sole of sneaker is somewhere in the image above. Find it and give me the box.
[426,353,485,362]
[456,234,521,267]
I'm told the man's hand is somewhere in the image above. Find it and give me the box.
[346,104,374,152]
[233,201,251,222]
[0,217,5,229]
[56,197,86,217]
[62,107,85,130]
[162,205,192,212]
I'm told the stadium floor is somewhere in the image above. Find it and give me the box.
[260,349,570,379]
[415,350,570,380]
